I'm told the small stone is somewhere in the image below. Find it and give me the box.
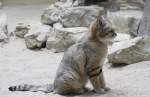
[25,25,53,49]
[15,23,30,38]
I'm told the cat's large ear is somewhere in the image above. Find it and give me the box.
[90,10,107,39]
[96,10,107,32]
[97,9,107,18]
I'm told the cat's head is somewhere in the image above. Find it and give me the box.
[90,11,117,43]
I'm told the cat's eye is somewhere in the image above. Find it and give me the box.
[109,29,114,33]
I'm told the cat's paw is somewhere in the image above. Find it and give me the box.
[94,89,106,94]
[103,87,111,92]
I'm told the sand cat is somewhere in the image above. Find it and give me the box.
[9,11,117,95]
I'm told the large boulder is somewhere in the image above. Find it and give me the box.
[46,23,88,53]
[41,4,142,35]
[0,1,2,8]
[41,1,78,25]
[0,14,8,42]
[24,25,53,49]
[41,5,104,27]
[46,30,75,53]
[41,4,63,25]
[53,23,88,40]
[115,0,144,10]
[58,0,85,6]
[14,23,30,38]
[107,10,142,36]
[61,6,103,27]
[108,37,150,65]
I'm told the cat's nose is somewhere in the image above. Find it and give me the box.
[113,32,117,37]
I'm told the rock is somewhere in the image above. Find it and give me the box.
[72,0,85,6]
[0,1,2,9]
[25,25,53,49]
[53,23,88,41]
[138,0,150,36]
[41,1,77,25]
[113,33,131,42]
[63,0,85,7]
[0,14,8,42]
[108,37,150,65]
[115,0,144,10]
[107,10,142,35]
[15,23,30,38]
[61,6,104,27]
[58,0,75,7]
[46,23,88,53]
[46,30,75,53]
[129,18,140,37]
[0,1,3,9]
[41,5,104,27]
[41,5,62,25]
[107,0,144,11]
[0,33,7,42]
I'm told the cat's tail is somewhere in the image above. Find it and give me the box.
[8,84,54,93]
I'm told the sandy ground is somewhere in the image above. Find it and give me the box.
[0,37,150,97]
[0,4,150,97]
[0,4,49,32]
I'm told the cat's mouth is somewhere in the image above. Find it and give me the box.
[98,32,117,44]
[103,32,117,39]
